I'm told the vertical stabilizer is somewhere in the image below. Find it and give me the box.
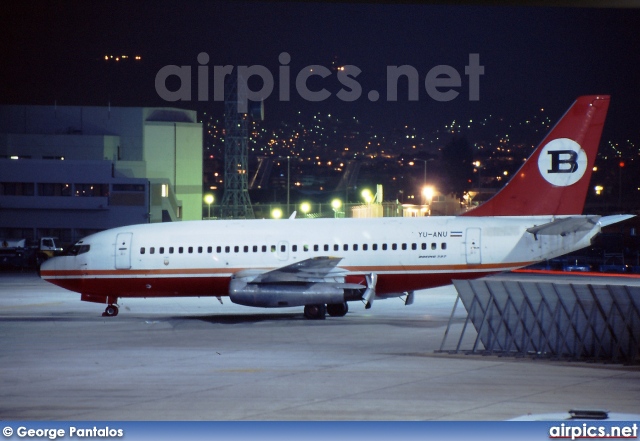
[463,95,610,217]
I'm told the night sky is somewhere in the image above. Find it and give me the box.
[3,1,639,141]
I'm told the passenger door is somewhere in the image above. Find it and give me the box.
[465,228,481,265]
[115,232,133,269]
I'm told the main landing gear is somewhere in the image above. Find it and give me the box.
[102,304,119,317]
[304,302,349,320]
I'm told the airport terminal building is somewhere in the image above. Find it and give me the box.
[0,105,203,245]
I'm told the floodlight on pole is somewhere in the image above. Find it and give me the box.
[204,194,214,219]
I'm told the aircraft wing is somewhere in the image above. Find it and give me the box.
[526,216,601,237]
[236,256,360,286]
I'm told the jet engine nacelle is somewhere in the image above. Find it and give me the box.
[229,278,347,308]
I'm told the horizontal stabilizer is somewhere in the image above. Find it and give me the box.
[526,216,600,236]
[598,214,635,228]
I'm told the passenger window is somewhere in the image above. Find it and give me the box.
[411,243,417,251]
[216,246,222,253]
[303,245,309,252]
[363,244,368,251]
[441,243,447,250]
[324,244,329,252]
[243,246,248,253]
[150,247,155,254]
[225,246,230,253]
[431,243,436,250]
[292,245,298,252]
[179,247,184,254]
[198,246,203,253]
[422,243,427,250]
[253,245,258,252]
[207,246,212,253]
[401,243,407,251]
[353,244,358,251]
[392,243,397,251]
[169,247,174,254]
[314,245,319,252]
[188,247,193,253]
[343,244,348,251]
[334,244,339,251]
[271,245,276,253]
[382,243,387,251]
[159,247,165,254]
[234,246,239,253]
[372,244,378,251]
[140,247,145,254]
[262,245,267,252]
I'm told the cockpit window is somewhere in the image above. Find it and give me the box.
[66,244,90,256]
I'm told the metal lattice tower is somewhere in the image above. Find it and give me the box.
[220,71,254,219]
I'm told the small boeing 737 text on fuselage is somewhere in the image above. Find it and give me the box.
[41,95,633,319]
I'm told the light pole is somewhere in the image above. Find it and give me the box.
[287,156,290,216]
[204,194,214,219]
[331,198,342,218]
[413,158,428,188]
[413,158,433,205]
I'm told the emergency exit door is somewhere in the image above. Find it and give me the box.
[115,232,133,269]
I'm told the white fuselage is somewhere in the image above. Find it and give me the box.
[41,215,597,300]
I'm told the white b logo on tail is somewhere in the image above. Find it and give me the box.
[537,138,587,187]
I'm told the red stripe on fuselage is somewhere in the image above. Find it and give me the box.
[42,262,531,299]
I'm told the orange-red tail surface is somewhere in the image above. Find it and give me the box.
[463,95,610,217]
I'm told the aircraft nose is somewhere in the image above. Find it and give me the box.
[38,256,57,279]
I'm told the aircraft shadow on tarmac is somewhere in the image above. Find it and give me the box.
[164,312,459,329]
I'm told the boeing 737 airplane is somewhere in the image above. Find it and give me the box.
[40,95,633,319]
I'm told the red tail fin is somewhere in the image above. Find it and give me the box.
[463,95,610,217]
